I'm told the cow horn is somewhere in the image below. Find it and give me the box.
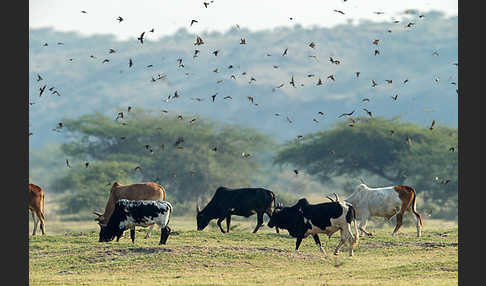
[93,211,103,217]
[333,193,340,202]
[360,178,366,185]
[326,195,335,202]
[196,203,201,214]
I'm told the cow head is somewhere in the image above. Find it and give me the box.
[93,211,105,224]
[196,203,211,231]
[98,224,115,242]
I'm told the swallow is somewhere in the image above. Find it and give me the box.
[134,166,142,172]
[194,35,204,45]
[43,43,48,46]
[441,179,450,185]
[449,147,455,152]
[356,72,360,78]
[385,80,393,84]
[174,137,184,146]
[318,112,325,116]
[230,75,236,80]
[371,80,378,87]
[115,112,124,121]
[363,108,373,117]
[213,50,220,56]
[316,78,323,86]
[391,94,398,100]
[127,106,132,113]
[309,42,316,49]
[85,162,89,168]
[213,68,219,73]
[374,49,380,56]
[434,77,440,83]
[403,79,409,84]
[247,96,254,103]
[137,32,145,44]
[241,152,251,158]
[66,159,70,168]
[39,85,46,96]
[211,93,217,102]
[177,114,183,120]
[81,10,87,14]
[282,48,288,56]
[52,90,61,96]
[338,110,354,118]
[432,50,439,56]
[334,10,345,15]
[211,146,218,152]
[313,118,319,123]
[203,2,209,8]
[290,76,295,87]
[36,74,43,81]
[117,16,123,23]
[286,117,293,123]
[109,48,116,54]
[327,74,335,81]
[429,120,436,130]
[294,169,299,175]
[373,39,380,45]
[190,19,198,26]
[240,38,246,44]
[149,28,154,33]
[362,98,370,102]
[102,59,110,63]
[406,22,415,28]
[189,118,197,124]
[129,58,133,68]
[223,96,232,99]
[389,130,395,135]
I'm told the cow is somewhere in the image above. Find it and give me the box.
[196,186,277,234]
[29,183,46,235]
[267,195,359,257]
[344,183,423,237]
[93,182,166,239]
[98,199,173,245]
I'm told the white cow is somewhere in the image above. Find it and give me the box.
[345,183,423,237]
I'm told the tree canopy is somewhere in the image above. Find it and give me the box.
[51,110,274,214]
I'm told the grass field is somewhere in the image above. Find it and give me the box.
[29,217,458,285]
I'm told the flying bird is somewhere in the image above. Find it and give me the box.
[190,19,198,26]
[36,74,43,81]
[81,10,87,14]
[316,78,323,86]
[137,32,145,44]
[363,108,373,117]
[115,112,124,121]
[374,49,380,56]
[356,72,360,78]
[116,16,123,23]
[294,169,299,175]
[211,93,217,102]
[194,35,204,45]
[102,59,110,63]
[240,38,246,44]
[385,79,393,84]
[334,10,345,15]
[362,98,370,102]
[282,48,288,56]
[318,111,325,116]
[129,58,133,67]
[290,76,296,87]
[327,74,335,81]
[338,110,355,118]
[223,96,232,99]
[429,120,436,130]
[39,85,46,96]
[85,162,89,168]
[109,48,116,53]
[391,94,399,100]
[66,159,70,168]
[309,42,316,49]
[373,39,380,45]
[432,50,439,56]
[371,80,378,87]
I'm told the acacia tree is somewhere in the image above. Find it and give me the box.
[51,109,274,214]
[274,117,458,218]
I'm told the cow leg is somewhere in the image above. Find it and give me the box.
[144,224,154,239]
[295,237,303,251]
[359,215,373,236]
[130,227,136,244]
[160,226,171,245]
[343,224,356,257]
[217,217,227,233]
[36,209,46,235]
[334,230,346,256]
[252,212,264,233]
[392,212,404,236]
[313,234,325,253]
[226,215,231,233]
[31,210,38,236]
[408,209,422,237]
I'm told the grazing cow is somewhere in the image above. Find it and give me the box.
[196,186,277,234]
[267,196,359,256]
[29,183,46,235]
[345,183,423,237]
[93,182,166,239]
[98,199,173,245]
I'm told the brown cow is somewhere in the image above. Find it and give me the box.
[29,183,45,235]
[93,182,167,239]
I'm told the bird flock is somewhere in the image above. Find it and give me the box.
[30,2,457,183]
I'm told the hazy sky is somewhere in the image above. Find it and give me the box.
[30,0,458,40]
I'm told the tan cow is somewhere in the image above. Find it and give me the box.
[93,182,167,239]
[29,183,46,235]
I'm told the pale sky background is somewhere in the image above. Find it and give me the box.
[30,0,458,41]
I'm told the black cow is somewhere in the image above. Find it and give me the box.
[267,197,359,256]
[196,186,277,233]
[98,199,173,245]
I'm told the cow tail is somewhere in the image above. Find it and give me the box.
[410,189,423,227]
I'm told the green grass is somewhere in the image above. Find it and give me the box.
[29,217,457,285]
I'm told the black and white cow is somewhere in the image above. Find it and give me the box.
[98,199,173,245]
[267,197,359,256]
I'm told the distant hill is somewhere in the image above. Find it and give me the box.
[29,11,457,149]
